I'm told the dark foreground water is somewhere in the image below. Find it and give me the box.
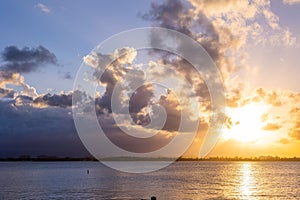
[0,161,299,199]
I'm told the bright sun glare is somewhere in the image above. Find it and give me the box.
[222,103,268,143]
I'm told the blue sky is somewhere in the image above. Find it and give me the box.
[0,0,152,93]
[1,0,300,93]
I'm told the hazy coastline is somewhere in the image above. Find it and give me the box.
[1,156,300,162]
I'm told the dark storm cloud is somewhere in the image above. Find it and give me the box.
[0,100,89,157]
[141,0,223,107]
[97,116,175,153]
[129,84,154,113]
[0,89,94,157]
[85,49,154,116]
[158,91,181,131]
[141,0,193,36]
[1,45,58,73]
[142,0,222,63]
[92,69,118,112]
[82,46,200,132]
[91,62,181,132]
[33,93,73,108]
[15,95,33,105]
[6,90,90,109]
[0,45,59,98]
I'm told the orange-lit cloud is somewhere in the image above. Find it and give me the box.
[262,123,282,131]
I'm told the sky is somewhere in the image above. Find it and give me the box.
[0,0,300,158]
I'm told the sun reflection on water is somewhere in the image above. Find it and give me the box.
[239,163,256,199]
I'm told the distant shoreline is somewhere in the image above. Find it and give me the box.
[0,156,300,162]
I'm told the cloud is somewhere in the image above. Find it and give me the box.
[1,45,57,73]
[290,107,300,115]
[14,95,33,106]
[142,0,227,72]
[95,114,177,154]
[0,100,89,157]
[36,3,51,13]
[0,87,98,157]
[10,90,90,108]
[289,129,300,140]
[82,46,205,134]
[140,0,298,121]
[255,88,282,107]
[226,88,243,108]
[83,47,137,69]
[83,47,139,113]
[129,84,154,113]
[63,72,72,79]
[262,123,282,131]
[143,0,297,84]
[33,92,73,108]
[288,106,300,140]
[70,46,202,157]
[157,90,181,131]
[224,115,234,129]
[141,0,192,36]
[0,45,58,98]
[282,0,300,5]
[1,1,299,158]
[279,138,290,144]
[141,1,296,144]
[0,87,14,98]
[0,72,38,98]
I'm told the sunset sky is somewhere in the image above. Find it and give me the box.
[1,0,300,158]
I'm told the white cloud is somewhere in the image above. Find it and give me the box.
[36,3,50,14]
[282,0,300,5]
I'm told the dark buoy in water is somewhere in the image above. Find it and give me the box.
[87,169,89,174]
[151,196,156,200]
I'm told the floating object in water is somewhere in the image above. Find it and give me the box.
[141,196,156,200]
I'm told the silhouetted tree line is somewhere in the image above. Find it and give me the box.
[0,155,299,162]
[177,156,300,161]
[0,155,97,161]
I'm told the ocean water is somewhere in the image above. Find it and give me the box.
[0,161,299,199]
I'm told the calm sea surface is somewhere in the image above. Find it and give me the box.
[0,161,299,199]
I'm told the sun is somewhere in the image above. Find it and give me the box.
[222,103,268,143]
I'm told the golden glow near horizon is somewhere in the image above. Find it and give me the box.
[206,95,300,157]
